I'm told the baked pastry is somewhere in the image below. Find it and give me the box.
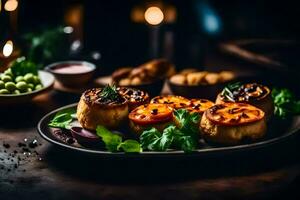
[216,83,273,118]
[77,87,128,130]
[128,104,173,134]
[169,70,235,86]
[150,95,191,109]
[112,59,175,86]
[117,87,150,111]
[200,102,267,145]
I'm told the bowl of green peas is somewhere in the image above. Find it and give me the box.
[0,58,55,104]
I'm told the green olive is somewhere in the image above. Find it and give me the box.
[13,89,20,94]
[27,83,34,89]
[1,75,12,82]
[5,82,16,91]
[24,73,35,83]
[33,76,41,84]
[26,88,32,93]
[0,89,10,94]
[16,81,28,91]
[0,80,4,89]
[4,68,13,77]
[15,76,25,83]
[35,84,43,90]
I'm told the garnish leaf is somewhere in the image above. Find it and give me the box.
[272,88,300,118]
[99,84,120,101]
[96,125,122,152]
[140,109,200,153]
[10,57,38,76]
[96,125,141,153]
[118,140,142,153]
[48,108,76,129]
[221,82,241,101]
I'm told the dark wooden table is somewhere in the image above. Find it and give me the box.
[1,87,300,200]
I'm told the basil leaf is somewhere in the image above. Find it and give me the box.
[118,140,142,153]
[96,125,140,153]
[48,108,76,129]
[96,125,122,152]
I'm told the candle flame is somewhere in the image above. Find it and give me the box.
[144,7,164,25]
[3,40,13,57]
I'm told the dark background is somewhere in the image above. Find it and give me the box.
[1,0,299,74]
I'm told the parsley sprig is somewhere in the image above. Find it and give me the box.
[272,88,300,118]
[140,109,200,153]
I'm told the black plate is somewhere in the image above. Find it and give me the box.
[37,103,300,158]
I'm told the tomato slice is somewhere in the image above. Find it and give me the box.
[206,102,265,126]
[129,104,173,125]
[150,95,191,109]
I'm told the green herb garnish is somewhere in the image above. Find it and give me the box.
[220,82,241,101]
[99,84,121,102]
[140,109,200,153]
[10,57,38,76]
[96,125,141,153]
[48,108,77,129]
[272,88,300,118]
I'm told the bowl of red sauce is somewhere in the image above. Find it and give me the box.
[45,61,96,87]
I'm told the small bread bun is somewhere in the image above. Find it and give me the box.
[200,102,267,145]
[77,88,128,130]
[216,83,273,118]
[117,87,150,111]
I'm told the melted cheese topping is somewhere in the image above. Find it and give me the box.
[129,103,173,125]
[186,99,214,114]
[206,102,265,126]
[150,95,191,109]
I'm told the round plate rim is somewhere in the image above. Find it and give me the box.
[37,103,300,157]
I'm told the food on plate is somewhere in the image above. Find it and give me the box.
[116,87,150,111]
[77,85,129,130]
[185,99,214,115]
[200,102,267,144]
[150,95,191,109]
[128,103,173,134]
[140,109,200,152]
[112,59,175,86]
[71,126,102,146]
[169,70,235,86]
[216,82,273,118]
[0,57,43,94]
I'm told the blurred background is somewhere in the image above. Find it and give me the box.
[0,0,299,74]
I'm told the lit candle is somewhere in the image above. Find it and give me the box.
[144,6,164,58]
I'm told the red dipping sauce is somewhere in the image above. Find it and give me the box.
[52,64,93,74]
